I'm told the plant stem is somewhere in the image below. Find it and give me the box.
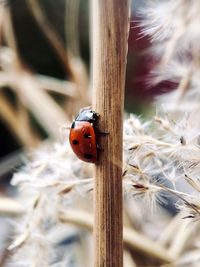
[92,0,130,266]
[59,209,174,263]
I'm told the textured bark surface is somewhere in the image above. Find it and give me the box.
[92,1,131,266]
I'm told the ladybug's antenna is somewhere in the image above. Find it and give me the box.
[79,106,92,113]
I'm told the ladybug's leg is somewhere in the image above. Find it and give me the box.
[99,131,109,136]
[94,125,109,136]
[94,128,108,152]
[97,144,104,151]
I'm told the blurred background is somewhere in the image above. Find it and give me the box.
[0,0,169,185]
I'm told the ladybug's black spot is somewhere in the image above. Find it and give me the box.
[72,139,79,145]
[84,133,92,139]
[84,153,93,159]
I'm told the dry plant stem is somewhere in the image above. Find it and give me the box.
[27,0,89,109]
[15,71,68,139]
[59,209,174,263]
[2,9,20,61]
[0,197,25,216]
[26,0,73,79]
[65,0,89,110]
[168,220,195,258]
[92,1,130,265]
[0,71,69,140]
[36,74,78,98]
[177,68,192,101]
[1,202,173,263]
[123,228,174,263]
[123,251,137,267]
[1,6,69,139]
[0,247,10,267]
[0,5,6,44]
[65,0,90,110]
[0,229,12,267]
[0,93,40,146]
[65,0,80,56]
[157,213,183,246]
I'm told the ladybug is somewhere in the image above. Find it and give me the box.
[69,108,99,163]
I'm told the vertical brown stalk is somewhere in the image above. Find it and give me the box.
[92,0,130,266]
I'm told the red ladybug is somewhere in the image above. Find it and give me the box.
[69,108,99,163]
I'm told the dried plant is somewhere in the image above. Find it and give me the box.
[2,0,200,267]
[0,1,89,148]
[6,114,200,266]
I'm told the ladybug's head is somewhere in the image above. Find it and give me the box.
[75,109,99,123]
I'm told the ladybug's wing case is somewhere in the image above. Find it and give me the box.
[69,121,97,163]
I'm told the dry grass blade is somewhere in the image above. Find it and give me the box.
[0,73,69,140]
[157,213,183,246]
[0,93,40,146]
[2,8,19,58]
[0,197,25,216]
[0,6,71,140]
[123,250,137,267]
[26,0,73,78]
[26,0,89,107]
[0,4,6,45]
[168,220,196,258]
[65,0,89,105]
[59,209,174,263]
[15,72,68,139]
[176,68,192,101]
[36,74,78,98]
[124,227,174,263]
[184,174,200,193]
[65,0,80,56]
